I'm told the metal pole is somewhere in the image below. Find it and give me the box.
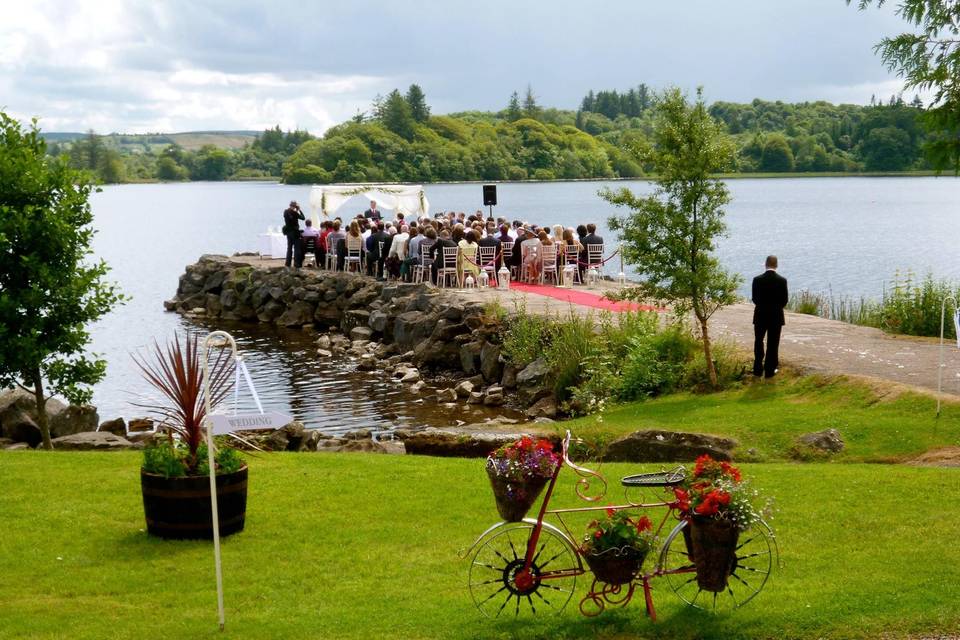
[937,296,957,418]
[201,330,238,631]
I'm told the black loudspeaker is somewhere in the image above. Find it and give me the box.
[483,184,497,206]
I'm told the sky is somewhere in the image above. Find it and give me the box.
[0,0,917,135]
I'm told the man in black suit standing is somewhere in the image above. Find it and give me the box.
[363,200,382,222]
[282,200,305,268]
[752,255,788,378]
[366,222,392,279]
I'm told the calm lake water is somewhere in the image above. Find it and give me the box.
[88,177,960,423]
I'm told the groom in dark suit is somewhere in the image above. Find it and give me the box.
[752,255,788,378]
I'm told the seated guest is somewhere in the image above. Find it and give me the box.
[576,224,588,245]
[520,229,543,282]
[429,229,458,283]
[299,219,321,267]
[579,223,604,279]
[326,220,346,270]
[496,223,512,244]
[343,220,364,271]
[508,227,526,273]
[389,224,410,260]
[451,223,465,244]
[458,229,481,283]
[367,221,392,279]
[552,224,564,243]
[478,228,500,251]
[561,227,581,262]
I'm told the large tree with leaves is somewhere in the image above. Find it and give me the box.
[405,84,431,123]
[852,0,960,172]
[601,88,740,387]
[0,113,123,449]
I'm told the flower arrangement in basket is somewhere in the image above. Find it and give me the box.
[673,455,769,592]
[485,436,561,522]
[581,509,656,585]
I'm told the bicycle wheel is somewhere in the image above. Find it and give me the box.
[468,521,581,618]
[659,519,775,613]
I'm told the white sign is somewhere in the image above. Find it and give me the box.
[209,411,293,435]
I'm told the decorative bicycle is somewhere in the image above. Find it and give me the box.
[463,431,778,620]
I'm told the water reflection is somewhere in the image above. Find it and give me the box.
[179,317,524,436]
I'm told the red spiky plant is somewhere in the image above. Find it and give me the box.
[133,332,235,473]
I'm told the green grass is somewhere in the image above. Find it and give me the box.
[562,373,960,462]
[1,451,959,639]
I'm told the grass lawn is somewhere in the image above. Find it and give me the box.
[560,374,960,462]
[1,450,958,639]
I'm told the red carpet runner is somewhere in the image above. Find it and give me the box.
[509,283,661,313]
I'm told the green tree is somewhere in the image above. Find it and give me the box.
[0,113,123,450]
[852,0,960,172]
[522,84,541,120]
[156,156,187,181]
[405,84,430,123]
[381,89,416,140]
[760,134,795,171]
[190,145,233,180]
[506,91,523,122]
[601,88,740,387]
[860,125,914,170]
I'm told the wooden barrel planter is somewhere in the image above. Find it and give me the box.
[141,466,248,540]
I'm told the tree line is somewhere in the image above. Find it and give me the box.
[49,83,938,184]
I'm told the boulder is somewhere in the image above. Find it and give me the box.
[526,396,558,419]
[454,380,475,398]
[317,349,333,358]
[399,369,421,384]
[393,311,434,348]
[277,301,315,327]
[350,326,374,341]
[368,310,391,334]
[517,358,550,388]
[342,309,371,332]
[0,389,68,446]
[128,418,154,432]
[409,381,426,394]
[436,388,458,403]
[344,428,373,440]
[480,343,503,382]
[316,334,332,350]
[484,386,505,406]
[98,418,127,436]
[395,427,559,458]
[604,430,738,463]
[459,342,483,375]
[797,429,845,454]
[50,431,135,451]
[467,392,484,404]
[357,354,378,371]
[49,404,99,438]
[265,422,307,451]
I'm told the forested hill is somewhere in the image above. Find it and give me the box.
[49,85,933,184]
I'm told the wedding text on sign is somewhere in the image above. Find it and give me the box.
[209,412,293,435]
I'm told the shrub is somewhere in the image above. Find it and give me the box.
[544,312,600,400]
[879,272,959,339]
[500,302,550,367]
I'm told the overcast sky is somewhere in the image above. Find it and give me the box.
[1,0,915,134]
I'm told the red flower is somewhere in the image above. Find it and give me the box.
[606,507,616,518]
[535,439,553,452]
[594,530,602,539]
[635,515,652,532]
[673,488,691,512]
[693,454,712,477]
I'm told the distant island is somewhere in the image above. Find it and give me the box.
[44,84,935,185]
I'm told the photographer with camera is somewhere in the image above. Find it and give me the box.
[282,200,305,268]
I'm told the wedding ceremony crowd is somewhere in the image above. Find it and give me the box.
[280,200,608,287]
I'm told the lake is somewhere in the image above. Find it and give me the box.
[87,177,960,423]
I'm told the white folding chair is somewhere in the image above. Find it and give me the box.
[586,243,604,280]
[345,238,363,273]
[563,244,582,284]
[438,246,459,288]
[540,243,559,285]
[325,238,339,271]
[477,245,497,287]
[459,245,479,287]
[413,241,435,284]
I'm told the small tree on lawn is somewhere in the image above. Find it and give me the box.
[0,112,123,449]
[601,88,740,387]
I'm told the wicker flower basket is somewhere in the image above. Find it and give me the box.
[689,517,740,592]
[487,469,548,522]
[584,546,647,585]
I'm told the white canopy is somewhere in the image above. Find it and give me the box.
[307,184,430,226]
